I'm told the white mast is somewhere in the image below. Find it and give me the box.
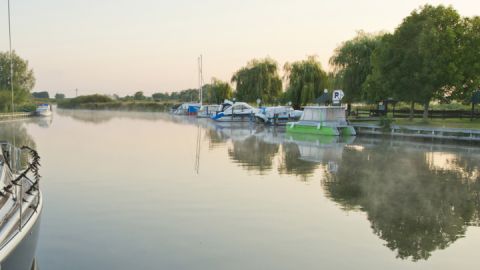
[8,0,14,115]
[198,55,203,105]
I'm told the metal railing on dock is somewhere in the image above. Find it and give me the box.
[352,123,480,142]
[0,112,33,121]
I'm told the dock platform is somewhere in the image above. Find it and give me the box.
[352,123,480,142]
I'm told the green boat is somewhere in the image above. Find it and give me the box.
[286,106,356,136]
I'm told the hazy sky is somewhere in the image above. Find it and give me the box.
[1,0,479,97]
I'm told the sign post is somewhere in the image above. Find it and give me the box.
[332,90,345,106]
[472,90,480,121]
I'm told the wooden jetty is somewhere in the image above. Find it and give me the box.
[352,123,480,142]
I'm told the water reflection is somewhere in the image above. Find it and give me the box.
[197,119,480,261]
[0,120,36,148]
[56,108,177,124]
[323,140,480,261]
[23,110,480,265]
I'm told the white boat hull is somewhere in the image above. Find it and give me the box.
[0,192,43,270]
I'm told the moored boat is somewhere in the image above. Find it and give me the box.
[34,104,52,117]
[211,101,258,122]
[172,103,201,116]
[0,142,43,270]
[287,106,356,136]
[197,104,222,118]
[255,106,302,125]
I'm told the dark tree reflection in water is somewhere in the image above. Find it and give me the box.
[228,136,279,174]
[278,142,319,181]
[323,142,480,261]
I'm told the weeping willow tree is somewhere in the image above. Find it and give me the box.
[0,51,35,112]
[329,31,384,104]
[283,56,329,109]
[231,58,282,103]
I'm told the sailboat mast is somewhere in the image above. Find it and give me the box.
[7,0,14,115]
[198,55,203,105]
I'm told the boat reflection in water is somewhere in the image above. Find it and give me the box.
[200,120,480,261]
[52,110,480,263]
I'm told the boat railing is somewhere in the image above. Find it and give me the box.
[0,143,41,236]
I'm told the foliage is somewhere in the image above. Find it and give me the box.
[0,51,35,112]
[454,16,480,101]
[204,78,233,104]
[367,5,464,119]
[152,92,170,101]
[151,89,199,102]
[133,91,146,100]
[330,32,384,103]
[231,58,282,103]
[58,100,174,112]
[55,93,66,100]
[58,94,112,108]
[32,91,50,99]
[283,56,329,108]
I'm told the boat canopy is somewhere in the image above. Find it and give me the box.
[300,106,347,122]
[224,102,255,113]
[200,104,222,112]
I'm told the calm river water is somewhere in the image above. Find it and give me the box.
[1,109,479,270]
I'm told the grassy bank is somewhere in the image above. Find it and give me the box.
[57,94,179,112]
[58,99,176,112]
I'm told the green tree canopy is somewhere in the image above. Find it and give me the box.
[231,58,282,103]
[0,51,35,112]
[32,91,50,99]
[152,92,169,101]
[368,5,464,119]
[284,56,329,108]
[204,78,233,104]
[455,16,480,101]
[330,32,384,103]
[55,93,66,100]
[133,91,146,100]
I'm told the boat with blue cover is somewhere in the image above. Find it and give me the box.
[211,101,258,122]
[172,103,201,116]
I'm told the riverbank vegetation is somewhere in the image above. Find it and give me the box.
[0,51,36,112]
[151,5,478,121]
[6,4,480,123]
[57,94,175,111]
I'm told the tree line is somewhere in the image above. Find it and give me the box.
[2,4,479,119]
[160,4,479,120]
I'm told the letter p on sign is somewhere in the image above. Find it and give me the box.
[332,90,345,103]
